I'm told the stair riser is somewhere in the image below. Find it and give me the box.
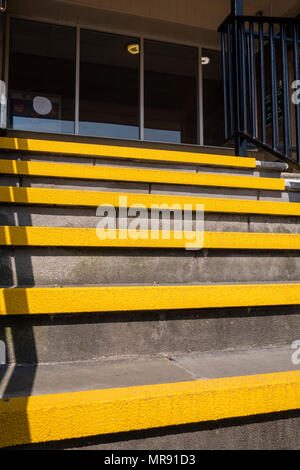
[3,205,300,233]
[0,306,299,363]
[0,207,249,231]
[1,248,300,286]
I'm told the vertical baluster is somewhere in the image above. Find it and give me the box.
[293,23,300,164]
[269,23,279,150]
[239,20,247,134]
[221,30,229,140]
[259,22,266,144]
[232,18,241,154]
[281,24,291,157]
[246,32,251,133]
[249,21,257,138]
[227,22,234,137]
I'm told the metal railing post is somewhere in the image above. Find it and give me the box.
[219,2,300,169]
[231,0,248,156]
[231,0,243,16]
[0,3,7,133]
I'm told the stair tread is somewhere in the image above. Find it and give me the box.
[0,159,285,191]
[0,346,298,399]
[0,355,193,399]
[2,282,300,315]
[0,136,257,169]
[1,366,299,449]
[172,346,299,379]
[3,226,300,249]
[0,186,300,216]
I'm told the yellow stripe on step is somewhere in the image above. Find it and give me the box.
[1,371,299,448]
[0,160,285,191]
[0,186,298,216]
[1,283,300,315]
[1,226,300,250]
[0,136,256,169]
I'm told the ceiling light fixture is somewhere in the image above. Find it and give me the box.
[0,0,7,13]
[127,43,140,55]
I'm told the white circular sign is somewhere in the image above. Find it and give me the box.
[33,96,52,116]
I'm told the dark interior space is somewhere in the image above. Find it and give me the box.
[144,39,198,145]
[79,29,140,139]
[8,18,76,134]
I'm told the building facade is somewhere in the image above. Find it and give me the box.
[1,0,299,151]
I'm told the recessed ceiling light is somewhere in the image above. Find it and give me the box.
[201,57,210,65]
[0,0,7,12]
[127,43,140,55]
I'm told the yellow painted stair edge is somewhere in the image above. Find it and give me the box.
[0,136,257,169]
[1,283,300,315]
[0,371,299,448]
[0,159,285,191]
[0,186,298,216]
[1,226,300,250]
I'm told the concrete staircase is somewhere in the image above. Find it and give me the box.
[0,136,300,450]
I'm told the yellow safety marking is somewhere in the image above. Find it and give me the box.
[0,226,197,248]
[0,160,285,191]
[1,226,300,250]
[0,186,298,216]
[0,371,299,448]
[1,283,300,315]
[0,136,256,168]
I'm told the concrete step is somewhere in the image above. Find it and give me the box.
[1,228,300,287]
[0,173,287,202]
[0,159,286,193]
[0,148,286,177]
[1,302,299,364]
[0,346,299,449]
[0,129,278,162]
[0,283,300,364]
[1,177,298,202]
[0,136,289,179]
[4,246,300,286]
[0,185,298,214]
[4,226,300,249]
[0,136,259,169]
[2,187,300,236]
[2,283,300,314]
[3,203,300,234]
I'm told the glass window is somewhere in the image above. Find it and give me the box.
[79,30,140,139]
[144,39,198,144]
[202,48,225,146]
[8,19,227,149]
[8,19,76,134]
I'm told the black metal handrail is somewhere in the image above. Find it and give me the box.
[219,6,300,169]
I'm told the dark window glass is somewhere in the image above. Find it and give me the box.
[144,40,198,144]
[202,48,225,146]
[8,19,76,133]
[79,30,140,139]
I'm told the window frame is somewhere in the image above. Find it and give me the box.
[4,14,223,147]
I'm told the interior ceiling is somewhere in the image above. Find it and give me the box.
[52,0,300,30]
